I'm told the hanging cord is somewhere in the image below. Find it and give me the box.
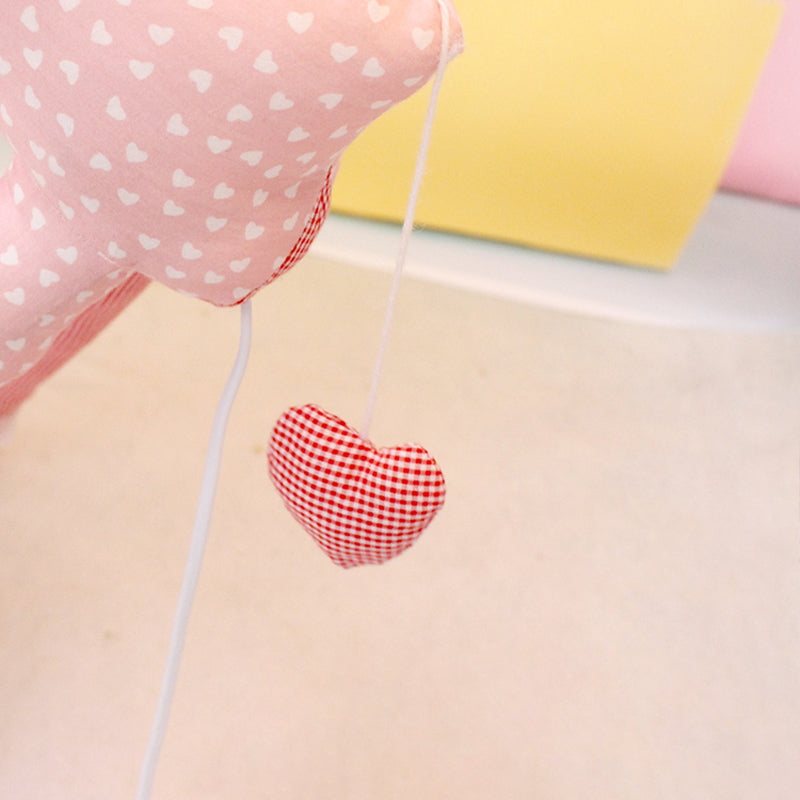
[134,3,452,796]
[361,0,453,439]
[135,300,253,800]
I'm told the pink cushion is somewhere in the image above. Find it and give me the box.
[721,0,800,205]
[0,0,462,388]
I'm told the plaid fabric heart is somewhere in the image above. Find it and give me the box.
[267,404,446,568]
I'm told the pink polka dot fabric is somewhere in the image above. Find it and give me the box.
[0,0,463,406]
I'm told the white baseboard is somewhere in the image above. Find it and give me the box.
[312,195,800,331]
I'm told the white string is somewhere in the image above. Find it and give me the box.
[135,300,253,800]
[133,3,452,794]
[361,0,453,439]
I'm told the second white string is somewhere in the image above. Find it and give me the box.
[361,0,454,439]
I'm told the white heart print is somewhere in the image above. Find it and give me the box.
[0,0,463,386]
[287,11,314,34]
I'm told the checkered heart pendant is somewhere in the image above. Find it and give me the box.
[267,404,446,568]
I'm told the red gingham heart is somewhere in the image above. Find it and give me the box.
[267,404,446,568]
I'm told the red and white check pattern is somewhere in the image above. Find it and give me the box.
[268,404,446,568]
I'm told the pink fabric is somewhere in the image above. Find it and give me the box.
[721,0,800,205]
[0,0,463,396]
[0,273,149,417]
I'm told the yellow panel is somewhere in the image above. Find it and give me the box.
[331,0,782,269]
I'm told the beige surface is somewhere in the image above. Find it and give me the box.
[1,256,799,799]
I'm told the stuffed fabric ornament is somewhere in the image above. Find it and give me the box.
[269,404,447,567]
[2,3,461,794]
[0,0,462,557]
[0,0,462,416]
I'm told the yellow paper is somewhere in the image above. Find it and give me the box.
[331,0,782,269]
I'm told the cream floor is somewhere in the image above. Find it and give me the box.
[0,254,799,799]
